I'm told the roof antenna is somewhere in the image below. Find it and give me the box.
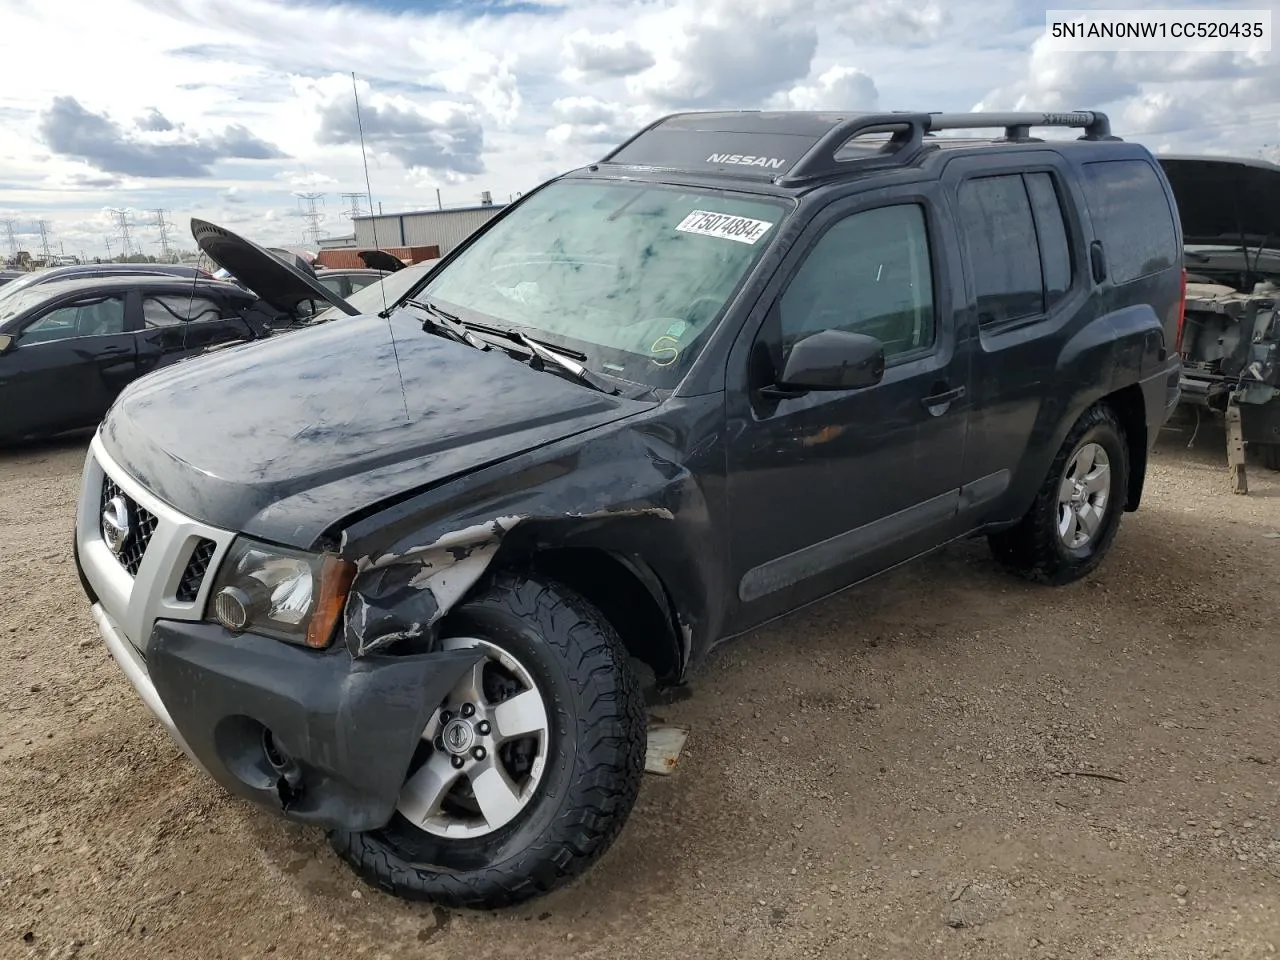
[352,71,409,422]
[352,71,389,318]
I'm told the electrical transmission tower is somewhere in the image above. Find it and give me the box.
[2,219,17,261]
[339,192,367,221]
[35,220,54,261]
[111,209,135,259]
[296,193,326,246]
[152,209,176,261]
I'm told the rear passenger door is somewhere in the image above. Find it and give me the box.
[135,289,256,375]
[942,155,1086,524]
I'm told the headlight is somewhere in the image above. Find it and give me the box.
[207,538,355,649]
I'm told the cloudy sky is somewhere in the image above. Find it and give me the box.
[0,0,1277,259]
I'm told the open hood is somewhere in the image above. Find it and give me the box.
[190,219,359,317]
[358,249,405,272]
[1158,155,1280,250]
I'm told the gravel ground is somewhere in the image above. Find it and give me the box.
[2,421,1280,960]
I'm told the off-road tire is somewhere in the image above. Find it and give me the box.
[329,571,647,908]
[988,403,1129,585]
[1251,442,1280,471]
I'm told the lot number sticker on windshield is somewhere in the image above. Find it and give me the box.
[676,210,774,245]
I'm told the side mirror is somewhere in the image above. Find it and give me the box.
[769,329,885,395]
[0,334,13,355]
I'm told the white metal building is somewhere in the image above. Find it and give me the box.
[352,203,506,255]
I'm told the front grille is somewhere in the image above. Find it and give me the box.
[100,477,158,576]
[176,538,217,602]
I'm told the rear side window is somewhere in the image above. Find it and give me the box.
[957,175,1043,325]
[1080,159,1178,283]
[958,171,1077,327]
[1025,173,1072,309]
[142,295,225,327]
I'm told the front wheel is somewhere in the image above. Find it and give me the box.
[989,403,1130,585]
[330,572,646,908]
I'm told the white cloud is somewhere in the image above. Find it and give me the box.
[561,29,655,81]
[0,0,1276,258]
[777,66,879,111]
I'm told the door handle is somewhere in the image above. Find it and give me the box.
[921,385,965,408]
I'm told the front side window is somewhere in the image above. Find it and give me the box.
[19,295,126,345]
[421,180,789,388]
[780,203,935,359]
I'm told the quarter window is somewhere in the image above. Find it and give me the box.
[780,203,935,360]
[1079,159,1178,284]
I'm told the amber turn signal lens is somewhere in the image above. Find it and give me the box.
[305,555,357,649]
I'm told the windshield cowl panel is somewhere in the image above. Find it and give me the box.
[418,179,791,390]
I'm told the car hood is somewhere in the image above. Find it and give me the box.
[100,310,653,549]
[358,249,406,272]
[191,219,360,317]
[1158,155,1280,249]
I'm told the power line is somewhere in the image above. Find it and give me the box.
[296,193,326,246]
[153,208,175,261]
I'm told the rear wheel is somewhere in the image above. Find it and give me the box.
[1251,442,1280,471]
[989,403,1129,585]
[330,572,646,908]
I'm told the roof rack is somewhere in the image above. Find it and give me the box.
[593,109,1118,188]
[924,111,1118,143]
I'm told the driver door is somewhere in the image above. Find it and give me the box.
[0,290,138,439]
[724,185,972,632]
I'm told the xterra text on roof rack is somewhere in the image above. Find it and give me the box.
[73,110,1184,907]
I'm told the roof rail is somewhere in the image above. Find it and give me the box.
[924,111,1118,143]
[776,112,930,186]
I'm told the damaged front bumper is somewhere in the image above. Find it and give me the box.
[90,602,482,832]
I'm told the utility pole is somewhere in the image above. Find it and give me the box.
[152,208,174,261]
[35,220,53,262]
[104,236,114,260]
[110,209,135,259]
[295,193,326,246]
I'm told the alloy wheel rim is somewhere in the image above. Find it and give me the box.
[396,636,550,839]
[1057,441,1111,549]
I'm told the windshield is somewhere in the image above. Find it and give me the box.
[312,259,440,324]
[0,284,66,330]
[0,272,47,304]
[419,179,789,388]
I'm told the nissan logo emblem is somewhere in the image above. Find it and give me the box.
[102,495,131,556]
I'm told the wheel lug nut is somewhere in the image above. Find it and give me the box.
[461,703,476,718]
[476,720,491,735]
[433,736,445,751]
[472,746,487,761]
[440,710,452,724]
[451,755,465,769]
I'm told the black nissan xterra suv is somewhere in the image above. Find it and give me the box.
[73,110,1184,908]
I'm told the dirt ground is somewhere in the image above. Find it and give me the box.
[3,422,1280,960]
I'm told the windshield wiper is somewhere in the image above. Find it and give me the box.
[403,298,489,350]
[492,328,620,395]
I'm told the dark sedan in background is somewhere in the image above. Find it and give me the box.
[0,275,280,443]
[0,263,215,303]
